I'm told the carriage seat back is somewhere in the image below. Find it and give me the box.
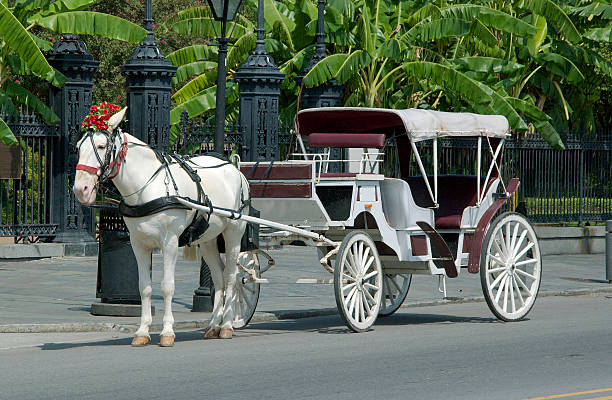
[307,133,386,149]
[403,175,494,229]
[240,162,313,198]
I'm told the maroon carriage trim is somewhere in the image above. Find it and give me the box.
[467,178,520,273]
[308,133,386,149]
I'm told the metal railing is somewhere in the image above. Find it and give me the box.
[383,133,612,224]
[0,111,59,243]
[173,110,244,157]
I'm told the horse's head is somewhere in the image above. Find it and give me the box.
[73,107,127,205]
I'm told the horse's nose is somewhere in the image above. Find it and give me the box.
[73,182,89,200]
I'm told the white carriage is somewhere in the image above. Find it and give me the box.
[180,107,542,332]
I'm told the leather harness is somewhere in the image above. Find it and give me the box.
[76,129,239,247]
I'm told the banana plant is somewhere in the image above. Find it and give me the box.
[0,0,148,145]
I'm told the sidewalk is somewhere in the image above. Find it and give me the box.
[0,246,610,333]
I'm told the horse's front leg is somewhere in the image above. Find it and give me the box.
[159,235,179,347]
[131,241,153,347]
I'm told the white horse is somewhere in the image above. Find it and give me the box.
[73,107,249,347]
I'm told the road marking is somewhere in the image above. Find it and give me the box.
[524,388,612,400]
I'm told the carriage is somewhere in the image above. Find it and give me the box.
[179,107,542,333]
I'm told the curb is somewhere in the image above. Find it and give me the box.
[1,286,611,334]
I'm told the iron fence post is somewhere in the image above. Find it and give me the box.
[579,147,584,225]
[47,34,99,253]
[235,0,285,161]
[606,220,612,283]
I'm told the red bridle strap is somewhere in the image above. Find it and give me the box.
[76,164,99,174]
[76,133,128,179]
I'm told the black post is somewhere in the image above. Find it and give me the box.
[296,0,343,110]
[235,0,285,161]
[214,37,229,154]
[47,34,99,256]
[122,0,176,148]
[91,0,176,316]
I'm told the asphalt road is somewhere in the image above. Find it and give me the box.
[1,294,611,400]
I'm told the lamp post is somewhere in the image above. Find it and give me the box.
[206,0,244,154]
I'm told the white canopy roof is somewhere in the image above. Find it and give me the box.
[297,107,510,142]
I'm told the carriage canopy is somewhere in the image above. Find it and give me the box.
[296,107,509,142]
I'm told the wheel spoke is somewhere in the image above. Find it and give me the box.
[509,275,516,313]
[512,276,525,307]
[510,223,521,253]
[363,287,375,307]
[361,246,371,272]
[490,270,508,290]
[364,282,380,291]
[242,290,254,310]
[492,239,505,259]
[362,270,379,281]
[512,230,528,258]
[351,243,361,271]
[487,265,507,274]
[514,274,533,297]
[502,276,509,312]
[359,292,366,322]
[505,223,511,255]
[494,275,508,303]
[514,241,535,261]
[357,242,364,270]
[515,268,536,281]
[347,287,358,315]
[488,254,506,267]
[242,284,256,294]
[344,258,358,278]
[497,230,508,258]
[342,282,357,293]
[514,258,538,267]
[343,272,356,282]
[362,292,372,317]
[344,286,357,307]
[362,255,375,274]
[389,276,402,293]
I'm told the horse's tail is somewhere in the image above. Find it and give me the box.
[183,244,197,261]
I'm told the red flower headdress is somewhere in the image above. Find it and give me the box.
[81,102,121,132]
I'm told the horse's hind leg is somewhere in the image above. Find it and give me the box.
[131,241,153,347]
[220,223,246,339]
[159,236,179,347]
[199,240,225,338]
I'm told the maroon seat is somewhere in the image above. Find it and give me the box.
[308,132,386,148]
[319,172,358,178]
[404,175,493,229]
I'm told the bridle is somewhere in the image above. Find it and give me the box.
[76,128,128,184]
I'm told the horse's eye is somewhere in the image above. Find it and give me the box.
[97,145,105,149]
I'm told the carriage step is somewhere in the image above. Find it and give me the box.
[416,221,458,278]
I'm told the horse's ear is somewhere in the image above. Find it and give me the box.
[108,107,127,131]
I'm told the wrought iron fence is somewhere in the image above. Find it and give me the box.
[173,110,244,157]
[383,133,612,224]
[0,111,59,243]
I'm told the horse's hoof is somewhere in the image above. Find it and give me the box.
[204,328,220,339]
[219,328,233,339]
[159,335,175,347]
[131,335,150,347]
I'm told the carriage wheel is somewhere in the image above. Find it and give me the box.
[480,212,541,322]
[334,231,383,332]
[233,252,261,329]
[379,274,412,317]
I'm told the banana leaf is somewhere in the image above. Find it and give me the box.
[518,0,581,43]
[172,61,218,85]
[0,117,18,146]
[0,2,65,87]
[2,80,59,124]
[37,12,148,43]
[167,45,218,66]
